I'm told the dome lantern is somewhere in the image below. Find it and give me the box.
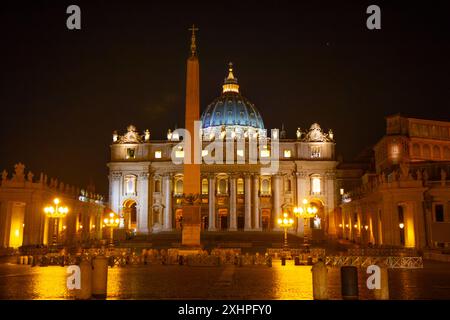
[222,62,239,94]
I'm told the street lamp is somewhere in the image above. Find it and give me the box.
[103,211,120,247]
[43,198,69,248]
[293,198,318,245]
[277,212,294,250]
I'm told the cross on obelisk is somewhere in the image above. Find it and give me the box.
[188,24,199,56]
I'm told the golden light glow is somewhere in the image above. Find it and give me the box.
[43,198,69,218]
[284,149,291,158]
[175,150,184,158]
[354,224,358,229]
[399,223,405,229]
[104,211,120,228]
[302,199,308,205]
[339,224,343,228]
[155,151,162,159]
[364,225,369,230]
[260,150,270,158]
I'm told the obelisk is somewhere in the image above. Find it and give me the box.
[181,25,201,248]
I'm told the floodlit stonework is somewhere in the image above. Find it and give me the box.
[339,114,450,249]
[0,163,105,248]
[108,62,340,240]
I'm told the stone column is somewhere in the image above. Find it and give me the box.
[0,201,9,247]
[109,172,122,214]
[244,173,252,230]
[229,174,237,231]
[208,174,216,231]
[137,172,149,234]
[325,171,337,238]
[272,174,282,231]
[163,174,173,231]
[252,174,261,230]
[295,172,304,236]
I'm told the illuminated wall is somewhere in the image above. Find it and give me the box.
[8,202,25,248]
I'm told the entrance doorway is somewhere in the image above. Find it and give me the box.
[262,209,270,231]
[237,216,245,230]
[219,209,228,230]
[123,199,137,230]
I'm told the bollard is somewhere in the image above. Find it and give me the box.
[28,256,33,266]
[23,256,28,265]
[179,255,184,266]
[294,256,300,266]
[92,255,108,299]
[76,260,92,300]
[341,266,359,300]
[281,257,286,266]
[19,256,24,264]
[267,256,272,267]
[31,256,36,267]
[374,267,389,300]
[311,260,328,300]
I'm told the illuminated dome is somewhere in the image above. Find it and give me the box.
[201,63,265,138]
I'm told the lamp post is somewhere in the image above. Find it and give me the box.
[43,198,69,248]
[293,198,318,245]
[103,211,120,247]
[277,212,294,250]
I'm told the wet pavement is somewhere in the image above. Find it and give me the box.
[0,260,449,300]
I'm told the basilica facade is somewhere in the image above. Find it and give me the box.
[108,60,340,240]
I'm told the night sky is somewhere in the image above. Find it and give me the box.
[1,0,449,195]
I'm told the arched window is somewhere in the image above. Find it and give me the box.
[201,179,208,195]
[124,175,137,196]
[175,179,183,195]
[237,178,244,194]
[218,178,228,195]
[261,179,270,195]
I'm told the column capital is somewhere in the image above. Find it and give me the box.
[111,171,122,180]
[139,172,150,180]
[295,171,308,178]
[229,173,240,180]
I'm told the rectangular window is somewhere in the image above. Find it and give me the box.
[154,151,162,159]
[126,148,136,159]
[237,149,244,157]
[312,177,321,194]
[435,204,444,222]
[284,149,291,158]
